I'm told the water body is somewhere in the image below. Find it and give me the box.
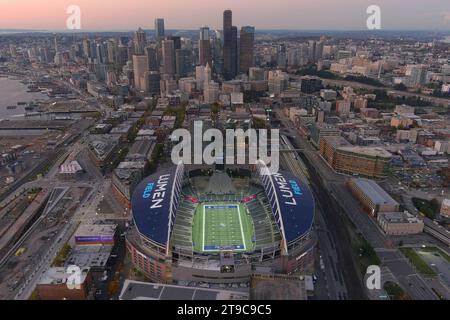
[0,77,48,119]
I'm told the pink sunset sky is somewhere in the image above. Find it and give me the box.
[1,0,450,31]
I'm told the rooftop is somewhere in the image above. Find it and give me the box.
[338,146,392,158]
[74,223,117,238]
[65,245,113,269]
[38,267,89,286]
[378,211,423,224]
[119,280,249,300]
[351,178,399,206]
[323,135,351,148]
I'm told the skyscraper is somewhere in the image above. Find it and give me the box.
[223,10,238,80]
[82,38,90,58]
[134,27,146,55]
[175,48,191,77]
[308,40,316,63]
[133,54,149,92]
[239,26,255,74]
[212,30,223,73]
[145,46,159,72]
[117,45,128,68]
[154,18,165,43]
[96,43,106,64]
[199,27,211,67]
[315,40,324,62]
[54,34,59,53]
[106,40,117,65]
[167,36,181,51]
[277,44,287,69]
[162,39,175,76]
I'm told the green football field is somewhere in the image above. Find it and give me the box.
[192,202,254,253]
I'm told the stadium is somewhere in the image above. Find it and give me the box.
[126,161,316,284]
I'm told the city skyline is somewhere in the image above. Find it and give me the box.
[1,0,450,31]
[0,0,449,304]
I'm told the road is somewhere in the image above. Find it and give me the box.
[13,184,97,300]
[280,132,355,299]
[276,108,443,300]
[290,75,450,107]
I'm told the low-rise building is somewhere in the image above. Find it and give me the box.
[119,280,249,300]
[320,89,337,101]
[347,178,400,216]
[74,223,118,246]
[319,136,392,178]
[112,161,147,207]
[441,198,450,218]
[377,211,424,235]
[87,134,121,169]
[36,267,92,300]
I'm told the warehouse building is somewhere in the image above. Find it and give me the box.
[347,178,399,216]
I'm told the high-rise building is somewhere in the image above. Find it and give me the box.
[408,64,427,86]
[315,40,324,61]
[308,40,316,62]
[133,55,149,92]
[277,44,287,69]
[162,40,176,76]
[268,70,289,94]
[239,26,254,74]
[146,71,161,95]
[106,40,117,65]
[223,10,238,80]
[199,27,212,67]
[134,27,146,55]
[204,63,211,84]
[154,18,165,43]
[196,65,206,90]
[96,43,106,64]
[230,27,238,77]
[300,76,323,94]
[175,48,191,77]
[145,46,159,72]
[212,30,223,73]
[117,45,128,68]
[82,39,90,58]
[54,34,59,53]
[249,67,265,81]
[167,36,181,51]
[204,80,219,103]
[89,41,97,60]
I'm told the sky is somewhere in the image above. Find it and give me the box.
[1,0,450,31]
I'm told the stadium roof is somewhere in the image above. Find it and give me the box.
[131,166,178,245]
[256,160,315,248]
[270,170,315,243]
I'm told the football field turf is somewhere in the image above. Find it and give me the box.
[192,202,254,253]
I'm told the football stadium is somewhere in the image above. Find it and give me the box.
[126,161,316,284]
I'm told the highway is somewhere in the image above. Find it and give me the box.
[289,75,450,107]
